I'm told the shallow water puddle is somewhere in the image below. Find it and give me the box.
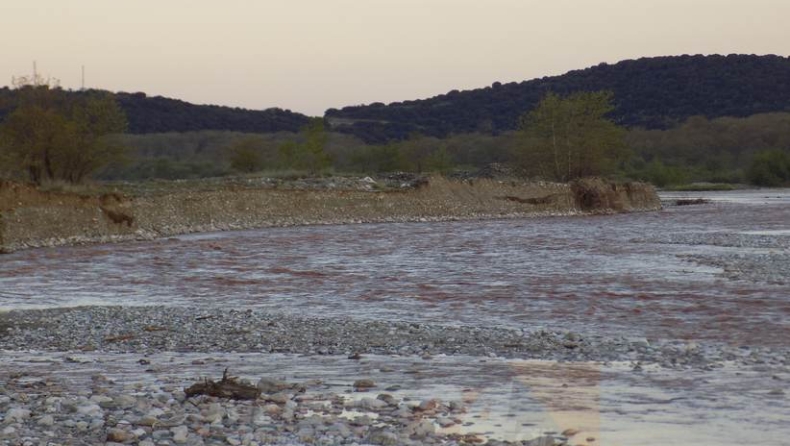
[1,351,787,445]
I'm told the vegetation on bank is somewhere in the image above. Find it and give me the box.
[1,62,789,189]
[0,77,127,185]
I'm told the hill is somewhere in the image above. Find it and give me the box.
[325,54,790,142]
[0,88,313,134]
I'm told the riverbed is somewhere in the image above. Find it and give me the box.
[1,189,789,445]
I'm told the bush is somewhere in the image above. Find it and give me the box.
[746,150,790,187]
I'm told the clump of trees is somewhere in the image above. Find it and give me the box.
[515,91,628,181]
[277,118,332,174]
[626,113,790,186]
[747,149,790,187]
[0,78,127,185]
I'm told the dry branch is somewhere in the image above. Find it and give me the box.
[184,369,261,400]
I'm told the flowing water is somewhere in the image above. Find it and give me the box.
[2,189,790,445]
[2,190,790,346]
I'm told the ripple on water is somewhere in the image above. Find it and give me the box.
[1,190,790,346]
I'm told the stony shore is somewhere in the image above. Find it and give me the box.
[2,306,788,446]
[0,177,661,253]
[3,306,783,369]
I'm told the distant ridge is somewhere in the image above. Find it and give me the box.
[325,54,790,142]
[0,88,313,134]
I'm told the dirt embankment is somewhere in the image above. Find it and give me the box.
[0,177,661,253]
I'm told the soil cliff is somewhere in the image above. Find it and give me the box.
[0,177,661,253]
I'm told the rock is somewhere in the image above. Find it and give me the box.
[114,394,137,409]
[77,402,103,417]
[406,419,435,438]
[354,397,388,411]
[172,425,189,443]
[107,428,132,442]
[448,400,465,413]
[265,393,290,404]
[353,379,376,390]
[417,399,440,412]
[5,408,31,423]
[525,435,557,446]
[376,393,397,406]
[436,417,455,428]
[132,428,148,438]
[297,427,315,443]
[262,404,282,416]
[257,377,291,394]
[253,413,273,426]
[90,394,114,406]
[561,428,580,437]
[37,415,55,426]
[368,427,401,445]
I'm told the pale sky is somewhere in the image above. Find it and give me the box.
[2,0,788,116]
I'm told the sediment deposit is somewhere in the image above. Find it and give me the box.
[0,177,661,253]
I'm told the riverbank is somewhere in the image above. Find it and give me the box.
[2,306,787,446]
[0,176,661,253]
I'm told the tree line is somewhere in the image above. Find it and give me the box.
[2,82,789,187]
[327,54,790,143]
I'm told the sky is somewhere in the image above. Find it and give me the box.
[2,0,789,116]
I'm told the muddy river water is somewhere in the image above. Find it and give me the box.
[2,189,790,445]
[2,190,790,345]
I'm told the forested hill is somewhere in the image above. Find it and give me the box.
[0,89,313,134]
[325,54,790,143]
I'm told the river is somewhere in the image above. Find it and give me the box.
[1,189,789,445]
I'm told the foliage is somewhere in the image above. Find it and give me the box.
[326,54,790,143]
[278,118,331,174]
[746,149,790,187]
[516,91,627,181]
[627,112,790,185]
[631,159,690,187]
[0,87,312,135]
[0,85,127,184]
[227,136,267,173]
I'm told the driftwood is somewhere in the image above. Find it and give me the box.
[184,369,261,400]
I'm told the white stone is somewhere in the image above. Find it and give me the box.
[436,417,455,428]
[5,408,31,423]
[171,425,189,444]
[253,414,273,426]
[407,419,436,438]
[37,415,55,426]
[354,397,388,411]
[77,402,103,417]
[114,395,137,409]
[132,428,148,438]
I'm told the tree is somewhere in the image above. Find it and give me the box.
[0,83,127,185]
[516,91,627,181]
[227,136,266,173]
[425,144,454,173]
[747,149,790,187]
[278,118,331,174]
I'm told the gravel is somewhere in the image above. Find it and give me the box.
[4,306,783,369]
